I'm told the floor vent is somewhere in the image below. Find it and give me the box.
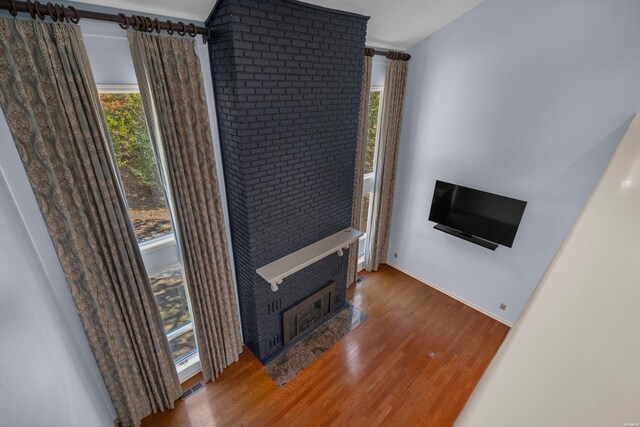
[182,381,205,399]
[356,275,367,284]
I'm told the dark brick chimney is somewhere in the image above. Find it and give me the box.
[207,0,368,363]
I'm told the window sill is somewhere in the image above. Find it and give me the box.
[176,352,201,383]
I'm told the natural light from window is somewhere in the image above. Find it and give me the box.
[149,265,198,362]
[99,93,173,243]
[364,89,382,174]
[359,88,383,262]
[99,89,198,369]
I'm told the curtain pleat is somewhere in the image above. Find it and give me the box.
[347,55,373,286]
[128,32,243,382]
[0,19,181,427]
[365,59,409,271]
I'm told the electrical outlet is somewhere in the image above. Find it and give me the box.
[499,303,507,311]
[394,252,398,258]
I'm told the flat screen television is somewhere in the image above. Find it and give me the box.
[428,181,527,249]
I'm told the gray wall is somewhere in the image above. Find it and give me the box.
[388,0,640,324]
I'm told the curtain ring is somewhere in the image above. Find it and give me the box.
[153,18,161,34]
[8,0,18,17]
[133,15,143,31]
[177,22,186,36]
[187,23,198,38]
[34,1,46,20]
[67,6,79,23]
[56,4,68,23]
[145,17,153,32]
[26,0,36,19]
[118,13,129,30]
[139,16,147,32]
[144,16,151,32]
[166,20,174,35]
[143,16,153,33]
[47,3,58,22]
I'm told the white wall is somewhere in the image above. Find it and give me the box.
[388,0,640,324]
[0,110,115,427]
[456,114,640,426]
[0,17,233,426]
[370,54,387,88]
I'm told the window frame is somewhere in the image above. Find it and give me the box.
[98,84,175,247]
[358,87,384,270]
[98,85,200,381]
[364,87,384,175]
[147,262,200,379]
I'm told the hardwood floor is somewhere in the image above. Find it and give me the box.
[142,265,510,427]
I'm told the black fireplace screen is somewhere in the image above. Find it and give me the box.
[282,282,336,345]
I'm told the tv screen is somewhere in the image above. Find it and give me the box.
[428,181,527,248]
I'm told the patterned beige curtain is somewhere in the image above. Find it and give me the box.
[365,58,409,271]
[347,54,373,286]
[128,32,243,382]
[0,19,181,427]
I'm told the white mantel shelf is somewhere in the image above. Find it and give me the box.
[257,227,363,292]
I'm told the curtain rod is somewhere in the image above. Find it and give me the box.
[0,0,212,41]
[365,47,411,61]
[0,0,410,59]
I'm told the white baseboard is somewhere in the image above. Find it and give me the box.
[385,262,513,327]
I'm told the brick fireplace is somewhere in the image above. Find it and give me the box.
[207,0,368,363]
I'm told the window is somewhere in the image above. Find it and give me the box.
[99,87,198,377]
[100,92,173,243]
[360,192,371,237]
[359,88,384,264]
[364,89,382,174]
[149,265,198,363]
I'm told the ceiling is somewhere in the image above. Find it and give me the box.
[72,0,485,50]
[300,0,485,50]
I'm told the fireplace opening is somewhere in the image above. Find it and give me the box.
[283,282,336,345]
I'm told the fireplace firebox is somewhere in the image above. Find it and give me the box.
[283,282,336,345]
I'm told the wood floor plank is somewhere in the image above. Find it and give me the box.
[141,265,509,427]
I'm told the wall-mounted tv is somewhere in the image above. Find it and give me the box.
[428,181,527,250]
